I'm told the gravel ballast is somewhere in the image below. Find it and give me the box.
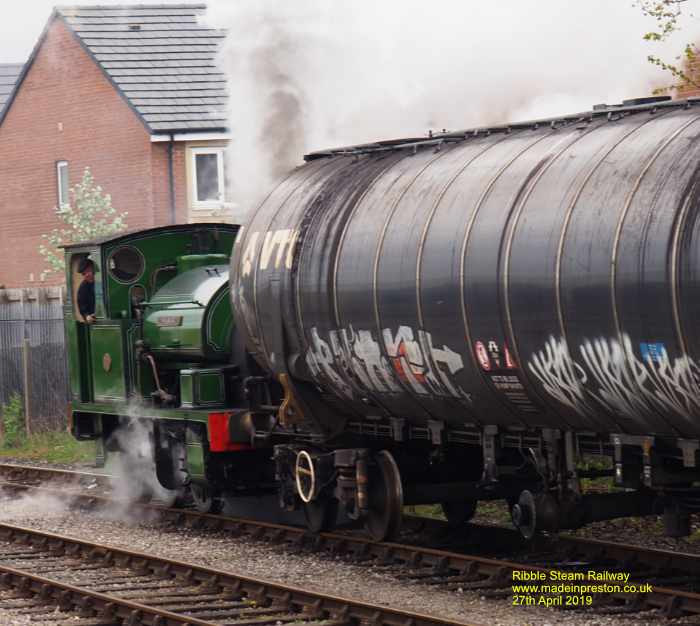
[0,491,695,626]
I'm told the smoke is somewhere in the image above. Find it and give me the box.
[0,419,177,526]
[105,418,182,509]
[0,489,68,520]
[205,0,699,217]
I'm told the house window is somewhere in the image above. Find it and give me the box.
[56,161,69,207]
[191,148,225,206]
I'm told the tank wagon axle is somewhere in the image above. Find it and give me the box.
[66,94,700,541]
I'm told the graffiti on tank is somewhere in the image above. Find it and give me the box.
[528,334,700,420]
[382,326,469,399]
[306,326,397,399]
[240,229,298,277]
[528,337,594,415]
[306,327,355,398]
[306,325,470,402]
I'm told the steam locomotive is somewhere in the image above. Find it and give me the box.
[68,94,700,540]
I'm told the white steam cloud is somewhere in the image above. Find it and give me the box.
[205,0,699,218]
[0,489,68,520]
[106,418,182,509]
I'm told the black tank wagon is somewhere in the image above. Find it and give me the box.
[231,95,700,539]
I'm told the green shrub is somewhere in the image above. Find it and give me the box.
[1,393,25,448]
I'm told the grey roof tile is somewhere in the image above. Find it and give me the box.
[130,96,223,105]
[101,59,219,68]
[94,52,215,61]
[55,4,228,133]
[138,83,220,93]
[149,119,226,130]
[0,63,23,114]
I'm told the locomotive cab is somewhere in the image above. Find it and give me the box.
[64,224,237,408]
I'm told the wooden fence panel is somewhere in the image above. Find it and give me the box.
[0,287,69,433]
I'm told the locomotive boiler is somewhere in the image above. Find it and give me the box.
[68,95,700,541]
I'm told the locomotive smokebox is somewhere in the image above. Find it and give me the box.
[231,100,700,440]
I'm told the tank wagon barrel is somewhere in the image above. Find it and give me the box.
[232,96,700,440]
[230,95,700,538]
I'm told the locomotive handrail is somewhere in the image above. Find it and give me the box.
[138,298,204,307]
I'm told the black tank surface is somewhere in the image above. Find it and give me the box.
[231,98,700,439]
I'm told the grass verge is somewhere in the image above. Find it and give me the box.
[0,431,95,465]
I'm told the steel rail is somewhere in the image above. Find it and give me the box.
[0,462,112,489]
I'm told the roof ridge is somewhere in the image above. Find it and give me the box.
[55,4,207,10]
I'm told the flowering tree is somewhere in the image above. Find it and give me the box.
[39,167,128,280]
[638,0,700,92]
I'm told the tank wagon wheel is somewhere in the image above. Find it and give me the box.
[441,499,478,528]
[190,483,223,514]
[510,490,538,540]
[364,450,403,541]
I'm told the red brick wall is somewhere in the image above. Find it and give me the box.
[0,18,160,287]
[151,141,188,225]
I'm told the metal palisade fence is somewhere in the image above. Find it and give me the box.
[0,287,69,434]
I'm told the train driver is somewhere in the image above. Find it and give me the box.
[77,258,96,324]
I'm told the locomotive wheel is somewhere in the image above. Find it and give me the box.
[364,450,403,541]
[190,483,223,514]
[156,487,188,508]
[442,499,478,528]
[303,497,339,533]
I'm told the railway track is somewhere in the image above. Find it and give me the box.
[0,522,465,626]
[1,462,700,620]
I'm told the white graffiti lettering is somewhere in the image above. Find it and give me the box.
[341,327,400,393]
[528,336,591,414]
[528,334,700,423]
[240,231,259,278]
[306,327,354,399]
[240,229,298,278]
[306,325,470,402]
[260,229,295,271]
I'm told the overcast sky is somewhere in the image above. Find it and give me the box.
[4,0,699,68]
[0,0,191,62]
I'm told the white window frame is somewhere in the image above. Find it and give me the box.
[56,160,69,208]
[190,147,225,208]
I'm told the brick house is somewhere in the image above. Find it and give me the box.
[0,4,233,287]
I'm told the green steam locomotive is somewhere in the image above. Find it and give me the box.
[65,223,255,513]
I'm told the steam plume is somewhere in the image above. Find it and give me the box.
[206,0,699,219]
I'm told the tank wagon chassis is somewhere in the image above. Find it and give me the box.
[68,95,700,542]
[269,406,698,541]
